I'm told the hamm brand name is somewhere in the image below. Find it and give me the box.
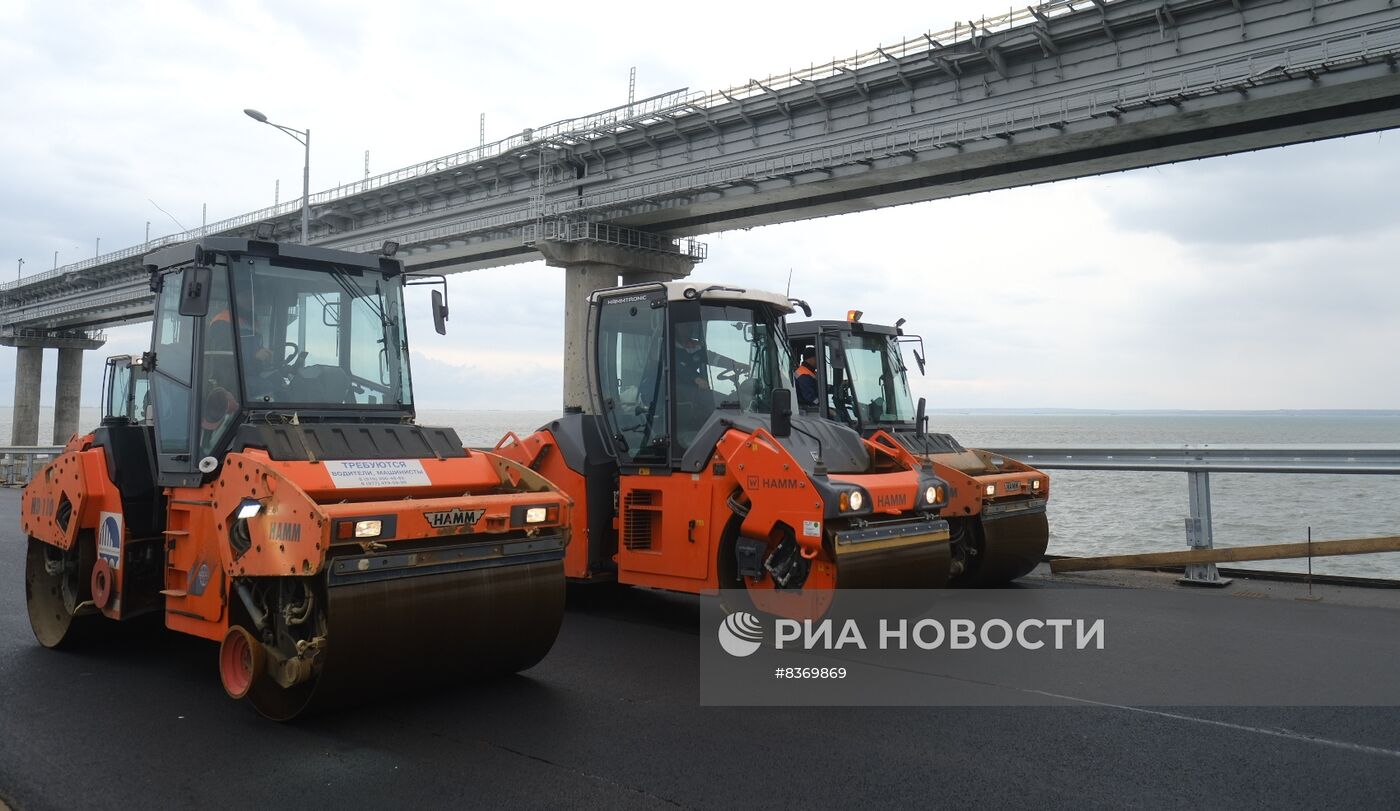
[877,493,908,509]
[748,475,804,490]
[424,508,486,529]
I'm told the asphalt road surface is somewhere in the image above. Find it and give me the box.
[2,487,1399,809]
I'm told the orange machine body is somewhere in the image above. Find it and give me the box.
[23,439,569,641]
[494,280,953,615]
[496,416,950,611]
[927,447,1049,520]
[785,317,1051,584]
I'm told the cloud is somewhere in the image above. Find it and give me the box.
[1099,135,1399,246]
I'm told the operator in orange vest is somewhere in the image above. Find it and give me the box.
[794,347,819,407]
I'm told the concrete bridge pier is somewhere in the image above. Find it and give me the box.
[1,332,108,446]
[53,348,87,445]
[9,347,43,446]
[536,240,698,413]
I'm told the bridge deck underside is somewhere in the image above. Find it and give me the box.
[4,0,1398,330]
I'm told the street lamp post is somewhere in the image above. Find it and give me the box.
[244,108,311,244]
[16,258,23,282]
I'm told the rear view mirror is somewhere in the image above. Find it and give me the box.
[178,266,212,317]
[771,387,793,438]
[407,273,452,335]
[432,289,449,335]
[826,339,845,369]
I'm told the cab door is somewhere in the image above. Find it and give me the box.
[149,275,200,487]
[101,356,134,424]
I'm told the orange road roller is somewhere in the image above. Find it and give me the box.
[494,282,953,618]
[22,237,571,719]
[786,314,1050,585]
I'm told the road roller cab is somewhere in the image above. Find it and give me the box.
[785,314,1050,585]
[494,282,952,617]
[100,353,151,425]
[21,238,572,719]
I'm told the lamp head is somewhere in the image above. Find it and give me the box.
[243,108,268,123]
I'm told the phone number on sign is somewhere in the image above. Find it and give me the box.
[773,667,847,680]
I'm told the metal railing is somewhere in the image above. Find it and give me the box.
[521,220,709,260]
[0,327,107,343]
[0,446,63,487]
[4,441,1397,584]
[985,445,1400,584]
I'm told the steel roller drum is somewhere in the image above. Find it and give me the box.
[249,558,565,721]
[956,506,1050,587]
[833,528,952,589]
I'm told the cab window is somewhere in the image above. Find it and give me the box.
[596,293,668,464]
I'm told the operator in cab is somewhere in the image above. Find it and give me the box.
[794,347,819,408]
[671,318,714,448]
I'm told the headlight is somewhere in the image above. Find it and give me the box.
[924,485,939,505]
[984,484,996,497]
[354,519,382,538]
[236,499,262,520]
[524,507,548,524]
[1032,479,1042,491]
[848,490,864,511]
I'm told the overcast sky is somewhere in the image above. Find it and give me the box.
[2,0,1397,412]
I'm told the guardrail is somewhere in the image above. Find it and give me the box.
[985,445,1400,585]
[0,446,63,487]
[3,441,1396,582]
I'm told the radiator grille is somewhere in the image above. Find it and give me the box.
[622,490,660,550]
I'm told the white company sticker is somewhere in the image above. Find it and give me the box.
[802,520,822,538]
[98,511,123,569]
[324,459,431,489]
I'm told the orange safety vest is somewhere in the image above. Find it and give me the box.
[795,365,816,380]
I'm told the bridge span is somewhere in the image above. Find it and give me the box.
[3,0,1399,441]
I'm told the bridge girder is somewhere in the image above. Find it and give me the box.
[5,0,1399,331]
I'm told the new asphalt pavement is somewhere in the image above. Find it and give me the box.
[2,487,1399,809]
